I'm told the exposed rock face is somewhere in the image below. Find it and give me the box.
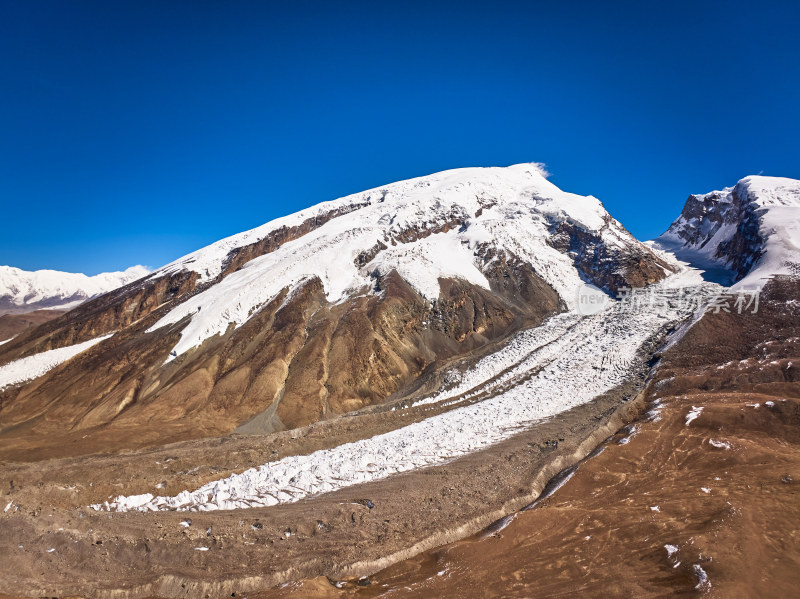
[548,217,674,293]
[660,185,763,279]
[716,189,767,280]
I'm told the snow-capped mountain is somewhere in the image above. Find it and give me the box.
[0,264,151,315]
[149,163,672,359]
[2,166,798,599]
[654,175,800,287]
[0,163,672,450]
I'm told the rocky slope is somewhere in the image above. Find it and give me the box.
[0,164,672,458]
[0,310,65,342]
[302,276,800,599]
[0,265,149,316]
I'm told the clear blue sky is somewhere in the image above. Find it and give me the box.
[1,1,798,274]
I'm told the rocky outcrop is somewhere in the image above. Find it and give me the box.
[715,189,764,280]
[655,176,800,284]
[548,217,674,293]
[663,185,764,279]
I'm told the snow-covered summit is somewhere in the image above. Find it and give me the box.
[148,163,666,359]
[157,163,609,283]
[0,265,151,315]
[654,175,800,287]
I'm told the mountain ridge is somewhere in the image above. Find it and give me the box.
[0,264,151,316]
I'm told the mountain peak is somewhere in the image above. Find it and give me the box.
[655,175,800,286]
[147,163,665,359]
[0,163,671,456]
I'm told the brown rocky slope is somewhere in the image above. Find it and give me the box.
[0,309,64,342]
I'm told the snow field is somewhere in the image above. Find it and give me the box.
[0,335,113,391]
[0,265,149,310]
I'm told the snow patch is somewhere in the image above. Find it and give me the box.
[685,406,703,426]
[0,334,113,390]
[693,564,711,591]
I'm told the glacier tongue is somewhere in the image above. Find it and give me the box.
[98,267,719,513]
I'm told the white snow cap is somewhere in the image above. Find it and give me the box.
[149,163,645,359]
[737,176,800,286]
[655,175,800,287]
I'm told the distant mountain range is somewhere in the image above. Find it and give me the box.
[0,264,150,316]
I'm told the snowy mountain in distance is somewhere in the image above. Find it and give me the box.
[0,264,151,315]
[652,175,800,287]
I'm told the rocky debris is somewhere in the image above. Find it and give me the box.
[270,277,800,599]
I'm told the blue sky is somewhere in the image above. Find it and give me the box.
[1,1,798,274]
